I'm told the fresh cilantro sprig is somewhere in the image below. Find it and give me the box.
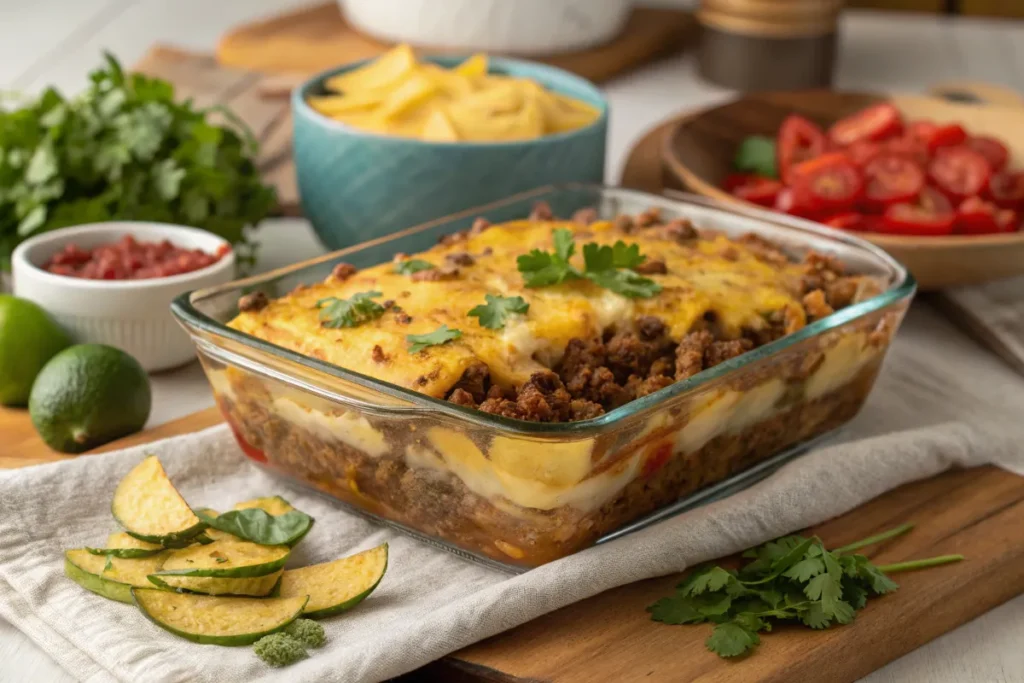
[516,228,662,298]
[394,259,435,275]
[407,325,461,354]
[648,523,963,659]
[0,53,275,271]
[316,291,385,328]
[517,228,580,287]
[468,294,529,330]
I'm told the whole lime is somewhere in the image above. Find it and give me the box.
[0,294,72,406]
[29,344,152,453]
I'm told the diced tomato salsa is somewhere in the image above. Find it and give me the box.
[43,235,230,280]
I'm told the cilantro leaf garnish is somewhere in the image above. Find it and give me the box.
[517,228,581,287]
[517,229,661,298]
[647,523,963,659]
[706,620,762,658]
[467,294,529,330]
[394,259,435,275]
[316,291,385,328]
[407,324,461,354]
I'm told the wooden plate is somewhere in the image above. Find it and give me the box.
[661,89,1024,290]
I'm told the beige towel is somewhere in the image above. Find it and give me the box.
[0,305,1022,683]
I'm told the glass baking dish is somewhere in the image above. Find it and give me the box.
[171,184,915,571]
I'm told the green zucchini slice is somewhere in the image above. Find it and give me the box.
[132,588,308,646]
[158,540,289,578]
[105,531,163,551]
[111,456,206,545]
[193,508,241,544]
[64,548,168,604]
[148,569,283,597]
[278,543,387,618]
[86,546,162,559]
[234,496,295,516]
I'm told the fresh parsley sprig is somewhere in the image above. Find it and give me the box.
[649,523,963,659]
[394,259,435,275]
[468,294,529,330]
[516,228,661,298]
[407,325,462,354]
[316,291,385,328]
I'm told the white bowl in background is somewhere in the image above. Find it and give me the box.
[11,222,235,372]
[339,0,632,55]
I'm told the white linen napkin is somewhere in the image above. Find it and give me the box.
[937,277,1024,377]
[1,304,1022,683]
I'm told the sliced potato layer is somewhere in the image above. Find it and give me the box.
[148,570,282,597]
[111,456,205,545]
[132,588,308,645]
[278,543,387,618]
[159,540,289,578]
[65,548,168,603]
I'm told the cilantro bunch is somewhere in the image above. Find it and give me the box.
[516,228,661,298]
[649,523,963,658]
[0,53,276,270]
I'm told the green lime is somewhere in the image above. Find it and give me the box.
[29,344,152,454]
[0,294,72,406]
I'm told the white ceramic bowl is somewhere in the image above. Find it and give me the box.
[339,0,632,55]
[11,222,235,372]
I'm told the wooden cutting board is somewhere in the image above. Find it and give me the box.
[3,401,1023,683]
[216,3,696,82]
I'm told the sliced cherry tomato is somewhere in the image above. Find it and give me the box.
[925,123,968,154]
[881,187,955,236]
[928,146,992,202]
[777,115,827,184]
[860,214,887,233]
[822,212,865,231]
[862,153,925,211]
[883,136,929,166]
[906,120,939,143]
[731,176,783,207]
[723,173,758,192]
[774,187,795,213]
[790,153,864,214]
[987,170,1024,209]
[828,103,903,147]
[956,196,1019,234]
[845,140,883,167]
[967,136,1010,173]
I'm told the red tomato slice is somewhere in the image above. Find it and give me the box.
[790,153,864,214]
[925,124,968,154]
[967,136,1010,173]
[862,153,925,210]
[883,136,929,166]
[906,120,939,143]
[777,115,827,184]
[956,196,1019,234]
[731,177,783,207]
[828,103,903,147]
[882,187,955,236]
[723,173,758,192]
[928,146,992,202]
[845,140,883,168]
[986,170,1024,209]
[822,212,865,231]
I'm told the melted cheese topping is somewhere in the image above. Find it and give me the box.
[229,220,807,397]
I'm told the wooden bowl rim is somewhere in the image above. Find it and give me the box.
[661,96,1024,252]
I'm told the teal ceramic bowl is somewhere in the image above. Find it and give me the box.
[292,56,608,250]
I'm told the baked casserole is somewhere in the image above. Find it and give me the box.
[176,187,913,568]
